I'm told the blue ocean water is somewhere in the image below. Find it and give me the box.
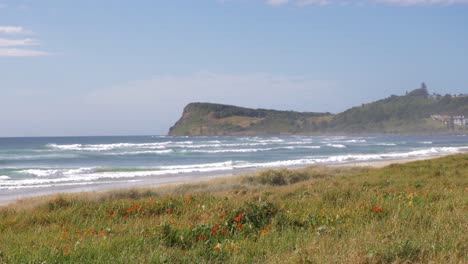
[0,135,467,190]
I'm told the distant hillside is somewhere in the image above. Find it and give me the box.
[168,86,468,136]
[328,87,468,133]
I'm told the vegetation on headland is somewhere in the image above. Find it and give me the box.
[1,154,467,263]
[168,86,468,136]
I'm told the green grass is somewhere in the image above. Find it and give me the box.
[1,154,467,263]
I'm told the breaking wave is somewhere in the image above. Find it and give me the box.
[2,146,463,190]
[326,144,346,148]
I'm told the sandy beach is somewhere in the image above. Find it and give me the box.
[0,153,454,208]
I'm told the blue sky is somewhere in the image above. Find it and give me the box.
[1,0,467,136]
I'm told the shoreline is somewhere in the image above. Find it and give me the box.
[0,153,456,208]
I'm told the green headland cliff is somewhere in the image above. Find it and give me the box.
[169,86,468,136]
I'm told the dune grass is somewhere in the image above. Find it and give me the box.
[0,154,467,263]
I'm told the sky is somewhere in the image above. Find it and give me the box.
[0,0,467,137]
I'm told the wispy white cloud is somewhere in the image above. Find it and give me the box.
[0,26,27,34]
[0,48,50,57]
[0,26,51,57]
[0,38,38,47]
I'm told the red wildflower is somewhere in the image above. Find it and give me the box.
[212,224,219,235]
[220,211,225,217]
[372,206,383,213]
[197,234,206,240]
[166,207,172,214]
[150,199,154,205]
[188,194,193,199]
[235,213,243,223]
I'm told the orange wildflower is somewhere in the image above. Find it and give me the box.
[372,206,383,213]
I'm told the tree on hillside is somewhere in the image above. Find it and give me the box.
[408,83,429,97]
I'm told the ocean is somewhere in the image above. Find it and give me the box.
[0,135,467,193]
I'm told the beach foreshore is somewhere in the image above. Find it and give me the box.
[0,154,455,207]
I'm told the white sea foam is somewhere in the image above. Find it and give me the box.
[108,150,174,155]
[20,169,61,177]
[46,141,195,152]
[376,143,397,146]
[0,153,79,161]
[326,144,346,148]
[420,141,433,144]
[283,146,321,149]
[46,140,328,153]
[184,146,321,153]
[343,139,367,143]
[18,167,97,178]
[47,144,83,150]
[240,137,285,143]
[1,162,237,189]
[236,146,462,168]
[2,144,465,190]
